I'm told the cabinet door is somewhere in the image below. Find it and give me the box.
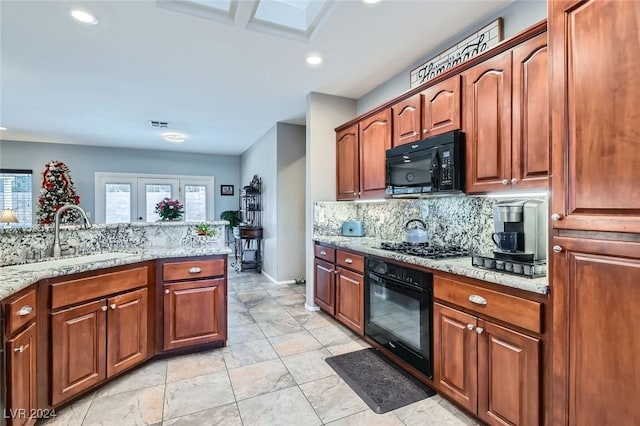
[359,109,392,198]
[512,32,549,190]
[51,299,107,406]
[433,303,477,413]
[163,278,226,351]
[550,0,640,233]
[107,288,148,376]
[421,75,462,138]
[463,51,513,193]
[6,322,37,426]
[551,237,640,425]
[477,320,540,426]
[335,267,364,335]
[336,124,359,201]
[392,93,421,147]
[314,259,335,315]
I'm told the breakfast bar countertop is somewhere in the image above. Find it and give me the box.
[314,236,549,295]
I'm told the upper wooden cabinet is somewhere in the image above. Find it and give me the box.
[359,109,391,198]
[421,75,462,139]
[392,93,421,147]
[464,34,549,194]
[336,124,359,200]
[550,0,640,233]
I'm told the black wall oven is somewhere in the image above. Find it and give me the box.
[365,257,433,378]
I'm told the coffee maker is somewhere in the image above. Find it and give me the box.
[492,199,548,261]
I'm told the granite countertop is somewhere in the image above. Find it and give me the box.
[0,246,232,300]
[314,236,549,295]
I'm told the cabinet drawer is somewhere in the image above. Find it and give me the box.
[434,276,542,334]
[51,266,148,310]
[6,288,37,336]
[162,258,225,281]
[314,245,336,263]
[336,250,364,273]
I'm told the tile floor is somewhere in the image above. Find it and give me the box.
[42,269,479,426]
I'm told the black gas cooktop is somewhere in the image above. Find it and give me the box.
[379,241,469,259]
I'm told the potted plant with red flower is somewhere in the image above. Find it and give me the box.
[155,198,184,221]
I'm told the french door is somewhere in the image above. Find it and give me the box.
[136,178,179,222]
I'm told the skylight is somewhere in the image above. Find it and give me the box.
[156,0,237,24]
[249,0,332,40]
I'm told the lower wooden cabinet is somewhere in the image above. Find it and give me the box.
[6,322,37,426]
[163,279,226,351]
[107,288,148,376]
[335,267,364,335]
[314,259,335,314]
[434,303,540,426]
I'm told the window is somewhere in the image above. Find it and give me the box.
[95,173,215,224]
[0,169,33,227]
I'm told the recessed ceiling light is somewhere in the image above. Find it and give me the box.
[0,127,6,131]
[306,54,323,66]
[363,0,381,3]
[70,10,99,25]
[162,132,186,143]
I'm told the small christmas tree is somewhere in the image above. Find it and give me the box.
[36,160,81,225]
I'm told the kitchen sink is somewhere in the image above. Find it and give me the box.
[6,252,135,272]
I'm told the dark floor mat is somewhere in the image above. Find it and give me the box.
[325,348,435,414]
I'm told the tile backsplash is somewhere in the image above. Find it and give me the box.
[314,196,501,254]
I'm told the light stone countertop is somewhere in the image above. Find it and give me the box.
[314,236,549,295]
[0,246,232,301]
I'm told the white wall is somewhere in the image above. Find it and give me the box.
[357,0,547,114]
[0,140,240,221]
[305,93,357,309]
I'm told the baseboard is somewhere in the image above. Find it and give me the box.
[261,270,297,285]
[305,302,320,312]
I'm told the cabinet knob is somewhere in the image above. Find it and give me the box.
[467,324,475,331]
[320,250,327,256]
[188,267,202,274]
[101,306,108,312]
[13,345,25,353]
[468,294,487,306]
[423,129,428,134]
[551,213,563,221]
[552,245,564,253]
[501,179,509,185]
[511,178,518,185]
[413,131,418,136]
[344,258,353,264]
[110,304,116,310]
[475,327,484,335]
[165,289,170,294]
[17,305,33,316]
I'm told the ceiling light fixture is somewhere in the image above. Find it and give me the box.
[162,132,186,143]
[70,10,99,25]
[0,127,6,131]
[363,0,382,4]
[306,54,323,66]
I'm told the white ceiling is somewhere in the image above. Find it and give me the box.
[0,0,512,156]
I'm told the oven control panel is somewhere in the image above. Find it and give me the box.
[367,258,428,288]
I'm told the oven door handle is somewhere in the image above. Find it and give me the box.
[367,272,424,293]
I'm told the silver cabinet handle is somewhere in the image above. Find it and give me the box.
[511,178,518,184]
[476,327,484,334]
[501,179,509,185]
[411,144,419,149]
[188,267,202,274]
[423,129,428,134]
[551,213,563,221]
[110,304,116,310]
[467,324,475,331]
[320,250,327,256]
[14,345,25,353]
[412,131,418,136]
[165,289,170,294]
[469,295,487,306]
[17,305,33,316]
[553,245,564,253]
[345,258,353,264]
[101,306,108,312]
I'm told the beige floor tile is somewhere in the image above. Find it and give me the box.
[265,286,300,298]
[326,340,371,356]
[222,338,279,369]
[252,311,303,337]
[166,349,226,383]
[299,375,368,423]
[237,386,322,426]
[227,310,255,327]
[95,360,167,399]
[308,324,357,346]
[325,409,405,426]
[300,313,338,330]
[163,370,235,420]
[162,403,242,426]
[83,384,164,425]
[268,330,323,357]
[275,293,306,306]
[393,396,457,426]
[281,348,335,384]
[228,358,296,400]
[227,323,266,345]
[38,391,95,426]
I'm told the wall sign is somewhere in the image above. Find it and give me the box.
[410,18,503,88]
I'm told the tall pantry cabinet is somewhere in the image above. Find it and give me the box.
[549,0,640,424]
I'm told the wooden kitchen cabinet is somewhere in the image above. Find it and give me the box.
[335,267,364,335]
[392,93,421,147]
[359,108,392,198]
[160,257,227,351]
[336,124,359,200]
[6,322,37,426]
[107,288,148,376]
[314,258,335,315]
[421,75,462,138]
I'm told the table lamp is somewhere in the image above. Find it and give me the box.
[0,208,19,228]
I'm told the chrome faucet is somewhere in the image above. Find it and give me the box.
[53,204,92,258]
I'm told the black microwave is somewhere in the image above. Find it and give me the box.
[386,130,465,196]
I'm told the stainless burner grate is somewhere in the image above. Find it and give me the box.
[379,242,469,259]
